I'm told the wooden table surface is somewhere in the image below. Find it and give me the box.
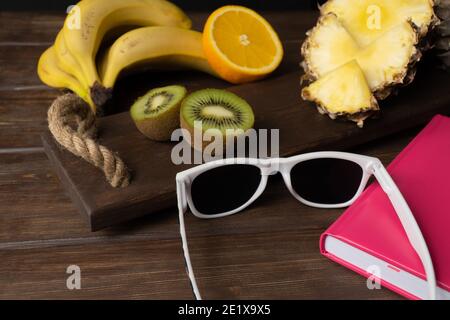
[0,10,422,299]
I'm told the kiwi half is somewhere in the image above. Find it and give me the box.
[180,88,255,150]
[130,85,187,141]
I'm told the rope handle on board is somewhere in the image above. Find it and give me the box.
[47,93,130,188]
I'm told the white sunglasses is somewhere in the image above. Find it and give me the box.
[176,151,436,300]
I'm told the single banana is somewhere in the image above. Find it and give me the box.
[99,26,217,89]
[54,30,89,90]
[37,47,95,110]
[62,0,192,106]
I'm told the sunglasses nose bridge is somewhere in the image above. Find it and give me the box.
[259,163,280,176]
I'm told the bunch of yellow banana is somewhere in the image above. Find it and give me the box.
[37,0,216,112]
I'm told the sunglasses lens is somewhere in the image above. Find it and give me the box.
[290,158,363,205]
[191,164,262,215]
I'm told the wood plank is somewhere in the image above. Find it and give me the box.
[0,46,46,88]
[0,231,399,299]
[0,238,192,299]
[0,151,87,242]
[0,11,61,43]
[185,231,400,299]
[0,90,59,148]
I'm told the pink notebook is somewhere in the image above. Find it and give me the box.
[320,115,450,300]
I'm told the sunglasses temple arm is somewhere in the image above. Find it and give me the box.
[177,180,202,300]
[372,162,437,300]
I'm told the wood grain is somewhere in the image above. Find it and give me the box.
[0,232,399,299]
[0,45,48,88]
[0,90,58,148]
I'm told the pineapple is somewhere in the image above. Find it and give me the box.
[321,0,436,46]
[436,0,450,69]
[301,0,437,126]
[301,60,379,127]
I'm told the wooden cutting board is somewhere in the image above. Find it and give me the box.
[39,6,450,231]
[42,58,450,231]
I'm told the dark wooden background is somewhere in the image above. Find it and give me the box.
[0,4,418,299]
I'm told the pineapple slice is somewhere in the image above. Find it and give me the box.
[321,0,436,47]
[301,60,379,127]
[356,22,420,96]
[301,14,361,80]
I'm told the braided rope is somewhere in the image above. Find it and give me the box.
[47,93,130,188]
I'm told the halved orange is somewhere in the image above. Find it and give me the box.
[203,5,284,84]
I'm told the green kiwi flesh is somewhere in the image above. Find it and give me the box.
[130,85,187,141]
[180,88,255,149]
